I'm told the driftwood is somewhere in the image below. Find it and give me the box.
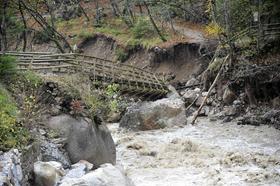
[191,55,229,125]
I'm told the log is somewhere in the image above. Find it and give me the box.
[191,55,229,125]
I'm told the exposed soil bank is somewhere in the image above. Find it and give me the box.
[108,118,280,186]
[78,35,211,83]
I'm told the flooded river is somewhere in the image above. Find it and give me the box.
[108,118,280,186]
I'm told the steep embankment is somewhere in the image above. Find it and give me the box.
[78,33,213,83]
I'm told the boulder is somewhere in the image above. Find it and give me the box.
[40,141,71,169]
[272,97,280,108]
[223,88,236,104]
[60,163,134,186]
[120,97,187,131]
[47,114,116,166]
[166,85,180,99]
[107,112,121,123]
[61,160,93,181]
[185,77,199,87]
[0,149,22,186]
[183,88,200,104]
[34,161,65,186]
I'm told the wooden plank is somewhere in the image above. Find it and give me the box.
[18,65,74,70]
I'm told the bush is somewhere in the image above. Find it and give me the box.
[22,71,43,89]
[0,55,17,76]
[0,85,29,151]
[131,17,155,39]
[34,30,51,44]
[115,48,129,62]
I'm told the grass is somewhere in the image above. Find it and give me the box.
[56,16,176,49]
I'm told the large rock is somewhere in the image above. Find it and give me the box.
[223,88,236,104]
[61,160,93,181]
[0,149,23,186]
[60,163,134,186]
[47,115,116,166]
[40,141,71,169]
[34,161,65,186]
[120,97,187,131]
[183,88,200,104]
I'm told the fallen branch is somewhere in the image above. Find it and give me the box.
[191,55,229,125]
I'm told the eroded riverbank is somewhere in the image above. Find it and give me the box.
[108,118,280,186]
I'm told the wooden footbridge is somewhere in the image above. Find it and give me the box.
[0,51,169,98]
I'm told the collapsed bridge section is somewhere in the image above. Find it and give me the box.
[1,51,169,99]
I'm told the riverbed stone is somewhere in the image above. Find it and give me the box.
[0,149,22,186]
[40,141,71,169]
[34,161,65,186]
[47,114,116,166]
[120,97,187,131]
[223,88,237,104]
[60,163,134,186]
[183,88,200,104]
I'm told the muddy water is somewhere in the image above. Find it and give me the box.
[108,118,280,186]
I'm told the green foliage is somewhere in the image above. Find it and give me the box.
[213,0,252,33]
[131,17,155,39]
[34,30,51,44]
[115,48,129,62]
[106,83,119,97]
[106,84,120,112]
[0,55,17,76]
[0,84,29,151]
[208,57,224,73]
[22,71,43,89]
[205,22,223,37]
[95,27,122,36]
[78,30,94,39]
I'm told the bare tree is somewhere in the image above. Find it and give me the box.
[18,0,27,51]
[144,1,166,42]
[0,0,8,51]
[109,0,121,17]
[19,0,73,53]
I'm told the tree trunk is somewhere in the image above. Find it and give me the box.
[245,79,257,106]
[18,0,27,51]
[223,0,235,64]
[109,0,120,17]
[19,0,73,53]
[0,0,8,51]
[144,2,166,42]
[78,1,90,21]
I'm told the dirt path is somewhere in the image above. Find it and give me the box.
[108,118,280,186]
[173,24,205,43]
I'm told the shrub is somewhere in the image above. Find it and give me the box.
[34,30,51,44]
[0,55,17,76]
[22,71,43,89]
[131,17,155,39]
[79,30,93,39]
[0,85,29,151]
[115,48,129,62]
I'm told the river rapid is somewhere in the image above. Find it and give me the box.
[108,118,280,186]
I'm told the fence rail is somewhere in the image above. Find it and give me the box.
[0,51,169,98]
